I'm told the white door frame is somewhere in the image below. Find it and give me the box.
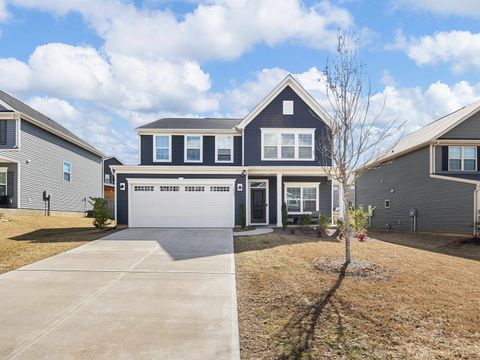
[248,179,269,225]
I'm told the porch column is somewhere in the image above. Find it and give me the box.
[276,173,283,227]
[245,172,249,226]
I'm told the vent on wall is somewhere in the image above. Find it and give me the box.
[283,100,294,115]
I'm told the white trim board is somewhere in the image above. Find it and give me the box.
[126,178,236,186]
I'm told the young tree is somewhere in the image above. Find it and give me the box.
[317,32,402,264]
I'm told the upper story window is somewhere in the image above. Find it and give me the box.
[283,100,294,115]
[63,161,72,182]
[0,121,6,145]
[261,129,315,161]
[448,146,477,171]
[185,135,203,162]
[154,135,171,162]
[215,136,234,163]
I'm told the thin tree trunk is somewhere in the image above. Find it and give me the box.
[341,181,351,264]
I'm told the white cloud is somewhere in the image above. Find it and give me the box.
[392,0,480,18]
[0,0,9,22]
[27,96,138,164]
[0,57,30,91]
[10,0,355,61]
[391,30,480,73]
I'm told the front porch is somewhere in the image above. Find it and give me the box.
[245,172,332,227]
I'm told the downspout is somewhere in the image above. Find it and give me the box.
[474,186,480,236]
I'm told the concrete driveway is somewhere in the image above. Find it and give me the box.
[0,228,239,360]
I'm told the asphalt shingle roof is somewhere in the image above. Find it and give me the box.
[0,90,103,157]
[138,117,242,130]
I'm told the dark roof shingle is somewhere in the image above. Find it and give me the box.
[138,117,242,130]
[0,90,103,156]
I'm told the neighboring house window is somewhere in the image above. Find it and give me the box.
[154,135,171,162]
[104,174,111,183]
[185,135,203,162]
[261,129,314,160]
[448,146,477,171]
[215,136,234,163]
[283,100,294,115]
[385,200,391,208]
[63,162,72,182]
[0,170,6,196]
[0,121,6,145]
[285,183,319,214]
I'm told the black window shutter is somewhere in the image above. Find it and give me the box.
[441,146,448,171]
[477,147,480,171]
[0,121,6,145]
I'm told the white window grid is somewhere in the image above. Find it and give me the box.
[134,185,154,192]
[159,186,179,192]
[185,186,205,192]
[210,186,230,192]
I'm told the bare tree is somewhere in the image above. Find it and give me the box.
[317,32,402,264]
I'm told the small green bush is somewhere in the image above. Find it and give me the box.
[239,203,246,229]
[350,207,369,233]
[299,214,311,229]
[88,197,111,229]
[282,202,288,230]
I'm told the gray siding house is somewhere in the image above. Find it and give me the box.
[356,101,480,235]
[111,75,334,228]
[0,90,104,214]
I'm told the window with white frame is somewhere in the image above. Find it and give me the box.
[215,136,233,162]
[134,185,154,192]
[0,170,6,196]
[448,146,477,171]
[159,186,179,192]
[285,183,319,213]
[63,162,71,182]
[185,135,202,162]
[262,129,314,160]
[185,185,205,192]
[104,174,111,183]
[154,135,171,162]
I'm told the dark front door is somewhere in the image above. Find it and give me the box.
[251,188,266,223]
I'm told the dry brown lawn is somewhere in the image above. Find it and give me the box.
[0,214,118,273]
[235,229,480,360]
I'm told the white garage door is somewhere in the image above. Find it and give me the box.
[128,179,235,228]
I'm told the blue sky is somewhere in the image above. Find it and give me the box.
[0,0,479,164]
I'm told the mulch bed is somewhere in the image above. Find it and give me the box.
[313,257,395,281]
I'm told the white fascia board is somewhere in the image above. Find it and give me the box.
[432,139,480,145]
[0,112,17,120]
[111,165,244,175]
[430,174,480,185]
[247,166,332,176]
[137,128,240,135]
[236,75,333,130]
[126,178,236,186]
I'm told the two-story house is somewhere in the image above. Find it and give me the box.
[356,100,480,235]
[103,156,123,201]
[111,75,333,228]
[0,90,104,215]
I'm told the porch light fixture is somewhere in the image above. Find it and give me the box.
[241,170,247,176]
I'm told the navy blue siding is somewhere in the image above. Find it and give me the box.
[244,86,331,166]
[104,158,122,184]
[116,173,246,226]
[140,135,242,166]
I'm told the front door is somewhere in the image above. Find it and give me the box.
[251,188,267,224]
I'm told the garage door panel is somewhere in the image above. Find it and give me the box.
[129,182,234,228]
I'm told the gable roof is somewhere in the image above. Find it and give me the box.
[236,74,333,130]
[371,99,480,165]
[138,117,241,130]
[0,90,104,157]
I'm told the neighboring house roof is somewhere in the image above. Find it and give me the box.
[103,156,124,164]
[138,118,242,130]
[0,90,104,157]
[366,100,480,167]
[236,74,333,130]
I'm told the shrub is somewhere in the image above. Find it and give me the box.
[88,197,111,229]
[350,207,369,233]
[239,203,246,229]
[289,228,296,235]
[282,202,288,230]
[474,210,480,237]
[317,215,330,237]
[299,214,311,230]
